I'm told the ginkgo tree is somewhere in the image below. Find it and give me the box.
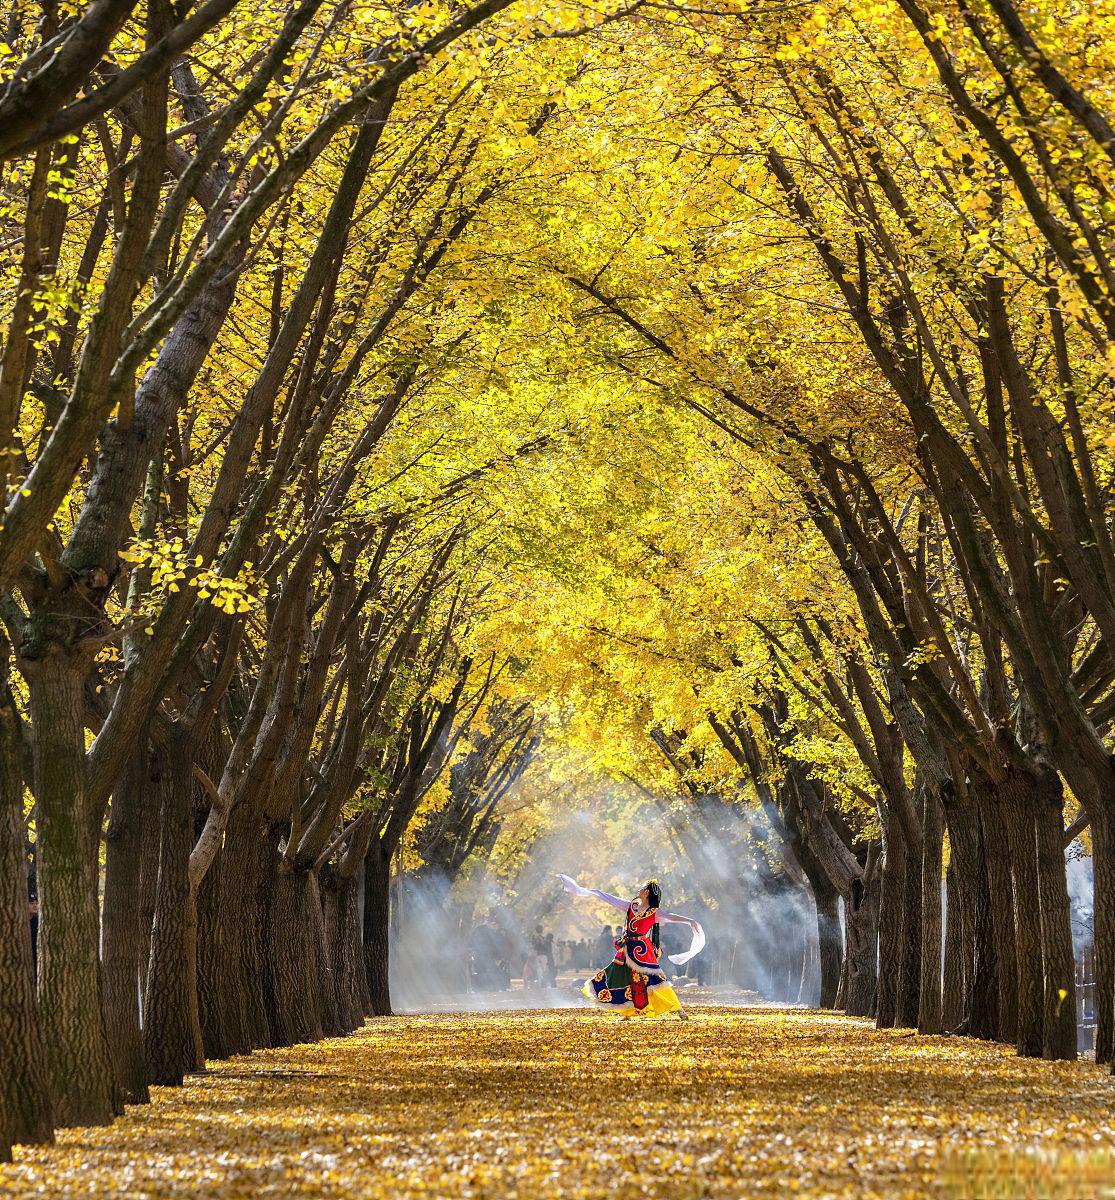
[3,0,1115,1167]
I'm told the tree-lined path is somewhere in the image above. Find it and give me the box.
[2,1008,1114,1199]
[5,0,1115,1193]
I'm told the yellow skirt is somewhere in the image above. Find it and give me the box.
[581,979,683,1018]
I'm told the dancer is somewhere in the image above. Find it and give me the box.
[557,875,705,1020]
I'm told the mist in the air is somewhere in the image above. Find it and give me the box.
[389,780,823,1013]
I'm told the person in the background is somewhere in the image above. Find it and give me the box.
[557,875,705,1020]
[536,929,556,987]
[522,946,540,989]
[595,924,615,965]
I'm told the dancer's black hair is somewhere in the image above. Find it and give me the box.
[645,880,661,909]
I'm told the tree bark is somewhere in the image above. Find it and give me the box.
[0,660,53,1154]
[876,820,904,1029]
[896,830,922,1028]
[814,880,842,1009]
[263,864,325,1047]
[1092,805,1115,1066]
[204,805,270,1055]
[978,795,1018,1044]
[844,864,881,1018]
[323,867,364,1034]
[195,832,228,1060]
[363,840,392,1016]
[1032,772,1076,1059]
[24,653,119,1126]
[143,736,204,1085]
[998,776,1045,1057]
[918,784,944,1035]
[101,743,153,1104]
[942,858,966,1032]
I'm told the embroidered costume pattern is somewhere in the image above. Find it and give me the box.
[581,902,683,1018]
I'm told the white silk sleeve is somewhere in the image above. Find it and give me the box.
[655,909,706,965]
[556,874,629,912]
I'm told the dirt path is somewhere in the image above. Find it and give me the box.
[3,1007,1114,1198]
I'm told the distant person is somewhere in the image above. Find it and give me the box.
[596,924,615,964]
[471,920,502,991]
[557,875,704,1020]
[532,928,556,987]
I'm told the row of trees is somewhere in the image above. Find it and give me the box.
[0,0,602,1160]
[454,0,1114,1071]
[3,0,1114,1167]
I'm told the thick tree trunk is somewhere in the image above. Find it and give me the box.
[101,745,153,1105]
[308,871,337,1037]
[814,881,842,1010]
[25,655,119,1126]
[195,836,228,1060]
[943,794,988,1035]
[998,778,1045,1057]
[143,738,204,1086]
[1032,775,1076,1060]
[876,822,904,1029]
[942,858,966,1032]
[968,818,1001,1040]
[324,868,365,1034]
[205,807,270,1055]
[355,868,371,1016]
[918,785,944,1035]
[896,831,922,1028]
[1092,805,1115,1067]
[844,866,881,1018]
[0,671,52,1155]
[137,774,160,1007]
[979,797,1018,1044]
[263,864,325,1047]
[363,841,392,1016]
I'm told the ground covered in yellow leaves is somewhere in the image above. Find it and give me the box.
[3,1007,1115,1199]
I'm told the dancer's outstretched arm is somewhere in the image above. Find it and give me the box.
[556,873,628,912]
[655,909,706,965]
[658,909,700,929]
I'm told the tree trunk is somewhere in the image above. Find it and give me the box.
[1092,804,1115,1067]
[942,857,966,1032]
[876,822,904,1029]
[814,881,842,1010]
[101,744,153,1105]
[998,777,1045,1057]
[0,668,52,1155]
[844,865,881,1018]
[263,858,324,1047]
[918,784,944,1035]
[1032,773,1076,1060]
[205,806,270,1055]
[143,737,204,1086]
[895,828,922,1028]
[25,654,119,1126]
[834,931,848,1012]
[195,835,228,1060]
[308,871,337,1037]
[968,817,1001,1041]
[324,868,365,1034]
[363,841,392,1016]
[137,771,160,1007]
[355,868,371,1016]
[979,796,1018,1044]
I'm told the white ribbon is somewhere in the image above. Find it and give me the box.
[556,873,705,966]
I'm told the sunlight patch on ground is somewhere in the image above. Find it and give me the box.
[2,1008,1114,1199]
